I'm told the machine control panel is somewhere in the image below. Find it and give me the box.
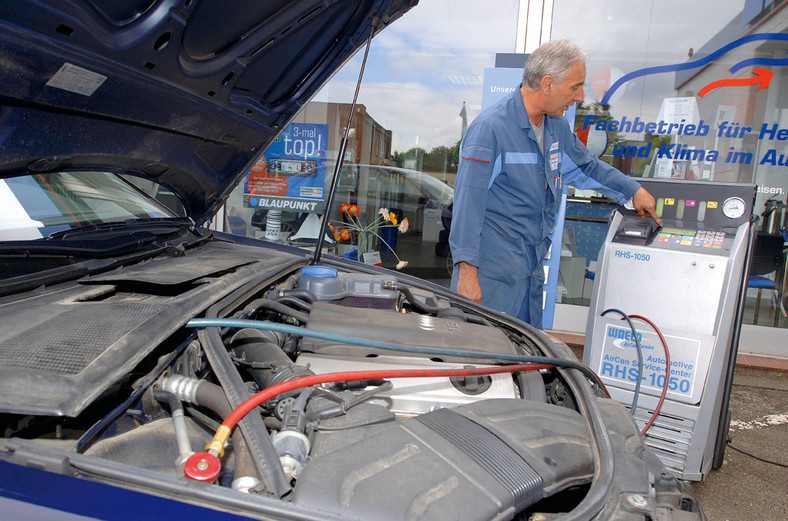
[613,220,735,255]
[655,227,730,251]
[612,178,754,256]
[635,178,754,228]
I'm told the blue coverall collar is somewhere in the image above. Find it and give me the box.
[513,86,533,131]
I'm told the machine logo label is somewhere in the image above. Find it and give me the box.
[599,325,701,400]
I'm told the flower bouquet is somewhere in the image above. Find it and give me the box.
[330,203,409,269]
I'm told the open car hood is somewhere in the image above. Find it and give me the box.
[0,0,416,224]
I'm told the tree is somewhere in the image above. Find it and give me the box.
[391,143,460,173]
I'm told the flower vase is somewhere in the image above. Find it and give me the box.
[379,225,398,252]
[357,232,368,258]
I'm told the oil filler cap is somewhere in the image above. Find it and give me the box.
[184,452,221,482]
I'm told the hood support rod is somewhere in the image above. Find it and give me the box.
[311,21,377,265]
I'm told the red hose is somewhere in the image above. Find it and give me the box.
[205,363,553,454]
[628,315,671,436]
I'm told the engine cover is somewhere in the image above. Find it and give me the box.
[296,353,519,417]
[300,302,519,363]
[292,399,594,520]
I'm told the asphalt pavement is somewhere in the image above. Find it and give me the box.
[692,365,788,520]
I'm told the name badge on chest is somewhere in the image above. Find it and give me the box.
[549,142,561,189]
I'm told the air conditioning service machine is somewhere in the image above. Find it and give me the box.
[584,178,757,480]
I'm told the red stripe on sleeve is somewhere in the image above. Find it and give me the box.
[461,156,491,163]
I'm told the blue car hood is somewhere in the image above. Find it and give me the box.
[0,0,416,224]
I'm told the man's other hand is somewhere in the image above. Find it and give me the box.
[456,262,482,303]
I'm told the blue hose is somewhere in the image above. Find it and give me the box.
[601,308,643,416]
[184,318,605,388]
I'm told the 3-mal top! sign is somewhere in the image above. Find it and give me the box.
[244,123,328,213]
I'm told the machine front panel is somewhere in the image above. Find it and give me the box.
[600,243,728,335]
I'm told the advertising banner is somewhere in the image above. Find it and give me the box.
[244,123,328,213]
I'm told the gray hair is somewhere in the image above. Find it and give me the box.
[522,39,589,90]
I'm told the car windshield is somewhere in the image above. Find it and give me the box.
[0,171,178,241]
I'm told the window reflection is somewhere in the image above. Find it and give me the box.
[222,0,787,328]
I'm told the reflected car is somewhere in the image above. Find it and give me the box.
[296,163,452,232]
[0,1,704,520]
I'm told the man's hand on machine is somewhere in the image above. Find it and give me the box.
[632,187,662,227]
[456,262,483,304]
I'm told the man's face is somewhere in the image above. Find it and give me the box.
[546,61,586,115]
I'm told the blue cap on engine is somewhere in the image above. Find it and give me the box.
[301,266,338,278]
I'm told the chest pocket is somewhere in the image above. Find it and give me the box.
[504,152,538,166]
[489,152,539,189]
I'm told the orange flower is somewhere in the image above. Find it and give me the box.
[346,204,360,216]
[339,228,351,241]
[339,203,351,214]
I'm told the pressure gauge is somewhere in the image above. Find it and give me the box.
[722,197,746,219]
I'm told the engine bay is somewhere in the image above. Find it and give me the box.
[0,256,673,520]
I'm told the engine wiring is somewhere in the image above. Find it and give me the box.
[601,308,643,416]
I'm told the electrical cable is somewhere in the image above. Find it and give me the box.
[628,314,670,436]
[202,363,553,456]
[185,318,607,389]
[309,381,395,421]
[726,442,788,468]
[601,309,643,416]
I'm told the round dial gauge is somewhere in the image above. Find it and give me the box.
[722,197,746,219]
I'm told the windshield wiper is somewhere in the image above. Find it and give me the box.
[0,231,159,257]
[47,217,194,240]
[0,218,196,258]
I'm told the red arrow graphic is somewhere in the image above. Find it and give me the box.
[698,67,774,97]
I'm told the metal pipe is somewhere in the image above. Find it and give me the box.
[152,390,193,466]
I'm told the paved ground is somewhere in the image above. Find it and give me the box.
[692,366,788,520]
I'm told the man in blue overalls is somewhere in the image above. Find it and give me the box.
[450,39,661,328]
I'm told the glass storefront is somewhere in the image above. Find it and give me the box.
[221,0,787,330]
[551,0,787,329]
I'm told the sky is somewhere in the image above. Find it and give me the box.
[312,0,748,154]
[313,0,519,153]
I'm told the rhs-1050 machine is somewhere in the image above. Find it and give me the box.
[584,178,757,480]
